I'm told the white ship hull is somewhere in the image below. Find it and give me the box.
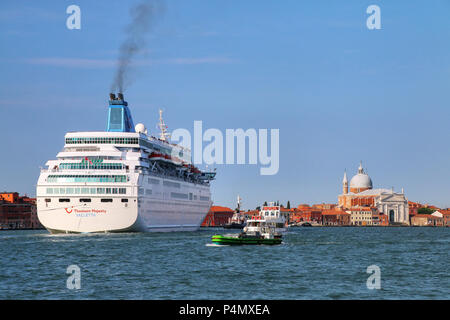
[37,174,212,234]
[37,199,210,234]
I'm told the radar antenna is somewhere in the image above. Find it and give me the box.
[158,109,171,141]
[236,195,242,213]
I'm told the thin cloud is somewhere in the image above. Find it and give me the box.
[23,57,236,68]
[162,57,234,64]
[24,58,117,68]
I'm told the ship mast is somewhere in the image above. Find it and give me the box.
[158,109,171,141]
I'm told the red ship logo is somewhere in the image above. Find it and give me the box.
[65,208,73,214]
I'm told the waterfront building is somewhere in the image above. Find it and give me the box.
[440,209,450,226]
[431,211,443,218]
[312,203,336,210]
[371,211,389,226]
[291,205,322,224]
[0,192,43,229]
[321,209,350,226]
[348,207,376,226]
[411,214,444,226]
[201,206,234,227]
[338,162,409,225]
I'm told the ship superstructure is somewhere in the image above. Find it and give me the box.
[257,202,287,233]
[36,93,215,233]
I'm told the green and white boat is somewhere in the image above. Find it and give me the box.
[212,214,283,245]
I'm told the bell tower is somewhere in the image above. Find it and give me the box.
[343,170,348,195]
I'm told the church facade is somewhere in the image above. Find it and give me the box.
[338,162,409,225]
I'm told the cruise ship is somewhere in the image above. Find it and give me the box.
[36,93,215,233]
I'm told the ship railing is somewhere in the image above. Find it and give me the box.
[40,168,128,173]
[133,168,210,186]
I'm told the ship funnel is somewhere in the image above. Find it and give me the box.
[107,92,134,132]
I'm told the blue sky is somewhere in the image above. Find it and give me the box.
[1,0,449,209]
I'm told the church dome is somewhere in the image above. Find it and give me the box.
[350,174,373,189]
[349,162,373,192]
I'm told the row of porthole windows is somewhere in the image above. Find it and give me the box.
[46,187,127,195]
[47,175,127,183]
[65,137,139,144]
[45,198,129,203]
[136,189,207,201]
[59,163,124,170]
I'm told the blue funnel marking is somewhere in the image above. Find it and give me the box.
[107,99,134,132]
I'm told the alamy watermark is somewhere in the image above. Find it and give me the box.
[366,265,381,290]
[366,5,381,30]
[66,5,81,30]
[66,4,380,31]
[171,121,280,175]
[66,264,81,290]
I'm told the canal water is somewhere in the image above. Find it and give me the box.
[0,227,448,299]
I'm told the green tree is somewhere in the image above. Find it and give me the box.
[287,201,291,209]
[263,201,268,206]
[418,207,435,215]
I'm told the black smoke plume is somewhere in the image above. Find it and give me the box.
[111,0,164,92]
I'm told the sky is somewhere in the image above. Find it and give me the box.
[0,0,449,210]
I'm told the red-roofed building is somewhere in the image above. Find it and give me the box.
[201,206,234,227]
[372,212,389,226]
[348,207,378,226]
[442,210,450,227]
[312,203,336,210]
[0,192,42,229]
[322,209,350,226]
[411,214,444,226]
[292,207,322,224]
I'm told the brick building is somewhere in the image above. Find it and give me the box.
[441,209,450,227]
[291,205,322,224]
[321,209,350,226]
[201,206,234,227]
[0,192,43,229]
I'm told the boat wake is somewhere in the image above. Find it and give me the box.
[205,243,229,247]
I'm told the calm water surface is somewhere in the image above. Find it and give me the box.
[0,227,448,299]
